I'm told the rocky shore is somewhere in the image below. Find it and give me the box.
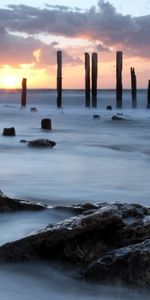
[0,193,149,288]
[0,191,45,211]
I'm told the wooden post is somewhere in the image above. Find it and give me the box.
[92,52,98,108]
[147,80,150,109]
[85,53,90,107]
[57,50,62,108]
[116,51,123,109]
[130,67,137,108]
[21,78,27,107]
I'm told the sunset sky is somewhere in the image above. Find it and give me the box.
[0,0,149,89]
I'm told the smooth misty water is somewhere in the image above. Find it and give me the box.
[0,89,149,299]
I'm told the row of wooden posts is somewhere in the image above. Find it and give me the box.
[21,50,150,109]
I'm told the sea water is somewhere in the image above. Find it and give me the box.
[0,89,149,299]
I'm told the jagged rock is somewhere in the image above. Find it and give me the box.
[0,191,45,212]
[30,107,37,112]
[28,139,56,148]
[93,115,100,119]
[106,105,112,110]
[85,239,150,288]
[112,115,124,121]
[20,139,27,143]
[2,127,16,136]
[0,202,149,287]
[0,206,125,263]
[41,118,52,130]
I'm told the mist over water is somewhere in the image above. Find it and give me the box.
[0,89,149,299]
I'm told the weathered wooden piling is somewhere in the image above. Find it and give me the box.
[57,50,62,108]
[130,67,137,108]
[21,78,27,107]
[92,53,98,108]
[147,80,150,109]
[85,53,90,107]
[116,51,123,109]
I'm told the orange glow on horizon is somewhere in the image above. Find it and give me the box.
[2,75,18,89]
[0,54,149,89]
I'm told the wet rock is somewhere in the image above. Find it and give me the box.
[0,191,45,212]
[28,139,56,148]
[2,127,16,136]
[30,107,37,112]
[0,202,149,288]
[112,115,124,121]
[85,239,150,288]
[20,139,27,143]
[0,206,125,263]
[93,115,100,119]
[41,118,52,130]
[106,105,112,110]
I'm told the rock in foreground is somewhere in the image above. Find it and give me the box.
[0,201,149,287]
[28,139,56,148]
[85,239,150,287]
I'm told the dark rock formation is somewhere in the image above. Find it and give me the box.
[0,201,149,287]
[0,191,45,212]
[93,115,100,119]
[106,105,112,110]
[30,107,37,112]
[85,239,150,288]
[20,139,27,143]
[41,118,52,130]
[2,127,16,136]
[28,139,56,148]
[112,115,124,121]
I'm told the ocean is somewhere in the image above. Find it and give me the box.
[0,89,149,299]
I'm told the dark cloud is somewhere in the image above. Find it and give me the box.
[0,0,149,68]
[0,27,81,67]
[96,43,110,52]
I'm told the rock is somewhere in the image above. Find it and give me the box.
[0,191,45,212]
[28,139,56,148]
[85,239,150,288]
[30,107,37,112]
[0,205,125,263]
[41,118,52,130]
[106,105,112,110]
[3,127,16,136]
[0,202,149,288]
[93,115,100,119]
[20,139,27,143]
[112,115,124,121]
[81,203,98,211]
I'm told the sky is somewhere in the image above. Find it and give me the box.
[0,0,149,89]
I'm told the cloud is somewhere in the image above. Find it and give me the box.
[0,27,81,68]
[0,0,149,70]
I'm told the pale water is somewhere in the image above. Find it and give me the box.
[0,89,149,299]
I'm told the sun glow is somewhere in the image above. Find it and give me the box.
[3,75,17,89]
